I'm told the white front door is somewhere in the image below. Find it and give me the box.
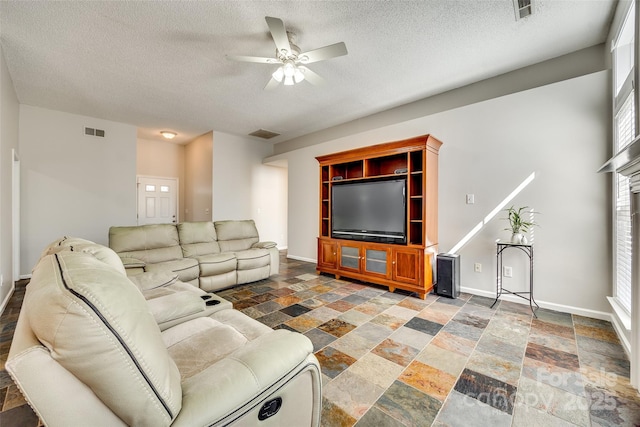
[137,176,178,225]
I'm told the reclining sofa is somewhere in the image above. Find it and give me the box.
[109,220,279,292]
[6,237,321,426]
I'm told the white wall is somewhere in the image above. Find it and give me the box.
[212,131,287,248]
[0,44,19,309]
[278,70,610,315]
[138,138,186,221]
[184,132,213,222]
[19,105,137,273]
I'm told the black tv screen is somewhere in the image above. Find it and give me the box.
[331,178,406,244]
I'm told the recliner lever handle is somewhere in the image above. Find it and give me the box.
[258,397,282,421]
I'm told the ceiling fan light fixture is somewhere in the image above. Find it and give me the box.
[283,61,296,77]
[272,66,284,82]
[160,131,177,139]
[229,16,348,90]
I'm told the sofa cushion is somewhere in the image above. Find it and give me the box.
[177,222,221,257]
[162,311,274,380]
[234,248,270,270]
[26,251,182,426]
[196,252,237,276]
[109,224,183,264]
[214,220,260,252]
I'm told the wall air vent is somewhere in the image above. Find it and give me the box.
[513,0,533,20]
[249,129,280,139]
[84,127,105,138]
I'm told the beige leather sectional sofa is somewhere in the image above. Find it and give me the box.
[108,220,279,292]
[7,237,321,426]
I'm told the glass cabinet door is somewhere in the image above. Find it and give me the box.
[364,247,390,277]
[339,245,361,272]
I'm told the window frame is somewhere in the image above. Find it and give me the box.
[612,1,636,316]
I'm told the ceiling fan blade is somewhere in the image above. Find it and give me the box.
[298,66,324,85]
[298,42,348,64]
[264,77,280,90]
[265,16,291,55]
[226,55,278,64]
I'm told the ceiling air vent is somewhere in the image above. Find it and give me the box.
[249,129,280,139]
[513,0,533,20]
[84,127,105,138]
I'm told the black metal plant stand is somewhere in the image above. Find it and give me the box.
[491,241,539,317]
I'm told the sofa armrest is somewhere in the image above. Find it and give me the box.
[120,256,146,269]
[172,330,316,426]
[146,292,206,325]
[6,347,127,427]
[252,241,277,249]
[251,243,279,275]
[129,270,179,291]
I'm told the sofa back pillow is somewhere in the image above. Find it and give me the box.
[26,251,182,426]
[177,221,221,257]
[109,224,183,263]
[214,220,260,252]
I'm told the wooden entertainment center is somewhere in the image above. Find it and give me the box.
[316,134,442,299]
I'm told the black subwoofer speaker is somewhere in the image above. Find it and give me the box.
[436,253,460,298]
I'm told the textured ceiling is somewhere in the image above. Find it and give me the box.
[0,0,617,145]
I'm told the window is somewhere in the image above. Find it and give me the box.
[613,2,635,315]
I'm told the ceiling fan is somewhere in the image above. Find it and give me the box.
[227,16,348,89]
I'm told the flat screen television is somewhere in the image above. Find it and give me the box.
[331,178,407,244]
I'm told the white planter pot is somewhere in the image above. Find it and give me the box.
[511,233,527,244]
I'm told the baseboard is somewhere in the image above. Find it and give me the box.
[609,310,632,358]
[286,254,317,264]
[607,296,632,358]
[0,281,16,316]
[460,286,612,321]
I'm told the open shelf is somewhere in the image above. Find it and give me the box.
[331,161,363,180]
[409,150,423,173]
[365,153,408,176]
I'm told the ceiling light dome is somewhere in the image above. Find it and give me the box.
[272,66,285,82]
[283,60,296,77]
[160,131,177,139]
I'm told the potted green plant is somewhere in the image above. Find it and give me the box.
[504,206,537,244]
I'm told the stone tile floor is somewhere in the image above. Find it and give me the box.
[1,253,639,426]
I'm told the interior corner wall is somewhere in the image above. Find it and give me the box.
[137,138,186,222]
[19,105,137,274]
[184,132,212,222]
[0,44,19,306]
[212,131,287,248]
[283,70,611,314]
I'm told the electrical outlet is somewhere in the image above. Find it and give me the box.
[503,266,513,278]
[474,263,482,273]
